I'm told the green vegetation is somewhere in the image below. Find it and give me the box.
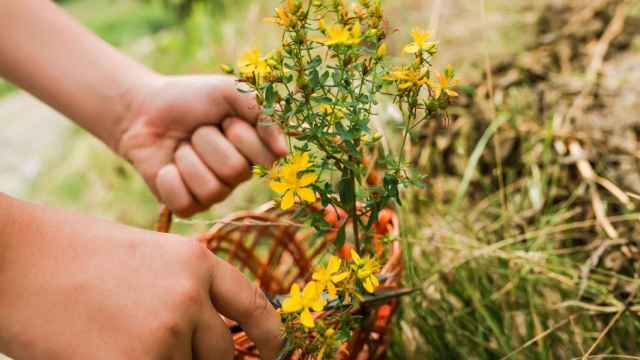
[0,0,176,99]
[23,0,640,358]
[65,0,177,47]
[0,80,17,98]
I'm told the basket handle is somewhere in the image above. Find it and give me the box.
[155,205,173,233]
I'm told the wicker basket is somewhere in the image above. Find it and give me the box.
[156,203,402,360]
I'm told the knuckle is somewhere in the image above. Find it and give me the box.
[224,121,245,142]
[192,126,214,145]
[199,182,225,204]
[239,285,272,322]
[149,315,187,347]
[172,202,196,218]
[181,240,212,264]
[220,158,250,184]
[174,277,204,310]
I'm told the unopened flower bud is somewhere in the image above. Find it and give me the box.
[376,43,387,58]
[220,64,234,74]
[252,165,268,177]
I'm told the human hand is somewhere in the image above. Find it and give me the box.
[115,74,288,217]
[0,194,282,359]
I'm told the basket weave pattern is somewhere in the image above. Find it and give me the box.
[157,203,402,360]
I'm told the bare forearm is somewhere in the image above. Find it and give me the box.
[0,0,156,149]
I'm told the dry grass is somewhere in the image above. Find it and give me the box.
[391,0,640,358]
[24,0,640,358]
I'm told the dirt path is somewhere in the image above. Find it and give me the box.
[0,91,71,198]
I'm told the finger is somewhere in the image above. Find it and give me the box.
[256,119,288,158]
[193,307,234,360]
[222,117,276,168]
[156,164,204,217]
[175,144,231,206]
[207,256,282,360]
[191,126,251,186]
[221,79,262,125]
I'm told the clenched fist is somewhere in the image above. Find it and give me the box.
[116,75,288,217]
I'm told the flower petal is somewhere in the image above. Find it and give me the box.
[402,43,419,54]
[298,172,318,187]
[331,271,350,283]
[281,190,295,209]
[291,152,311,171]
[270,180,290,193]
[350,249,361,263]
[282,297,303,313]
[327,256,341,274]
[311,298,327,312]
[296,187,316,203]
[370,275,380,288]
[282,284,303,313]
[300,308,315,328]
[290,283,301,298]
[327,283,337,300]
[363,277,375,293]
[302,281,320,303]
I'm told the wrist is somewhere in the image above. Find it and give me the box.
[105,68,163,153]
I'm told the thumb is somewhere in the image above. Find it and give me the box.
[193,306,235,360]
[207,255,283,360]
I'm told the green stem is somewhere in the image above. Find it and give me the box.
[350,171,360,253]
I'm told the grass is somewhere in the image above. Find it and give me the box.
[65,0,177,47]
[0,80,17,98]
[23,0,640,358]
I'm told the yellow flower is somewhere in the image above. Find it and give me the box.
[289,152,313,172]
[383,68,429,90]
[318,19,327,31]
[312,256,350,299]
[318,104,344,123]
[434,65,459,98]
[265,0,296,27]
[219,64,234,74]
[317,24,361,46]
[339,274,363,304]
[402,27,435,54]
[282,281,327,328]
[252,165,267,177]
[317,327,337,359]
[350,250,381,293]
[270,153,317,209]
[376,42,387,58]
[238,48,271,79]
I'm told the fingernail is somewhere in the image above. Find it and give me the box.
[277,135,288,155]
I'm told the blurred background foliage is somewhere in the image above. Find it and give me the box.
[3,0,640,359]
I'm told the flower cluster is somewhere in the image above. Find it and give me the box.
[267,152,317,209]
[227,0,457,357]
[384,27,458,102]
[282,252,380,329]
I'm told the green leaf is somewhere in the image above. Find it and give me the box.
[383,174,401,205]
[312,96,333,104]
[335,222,346,248]
[338,174,355,209]
[264,83,274,106]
